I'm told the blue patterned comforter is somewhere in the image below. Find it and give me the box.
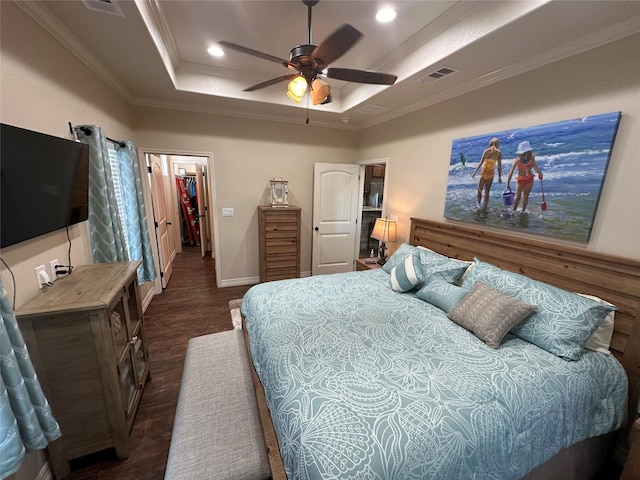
[242,269,627,480]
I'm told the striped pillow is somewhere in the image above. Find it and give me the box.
[390,252,425,292]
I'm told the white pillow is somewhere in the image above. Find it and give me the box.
[579,293,615,355]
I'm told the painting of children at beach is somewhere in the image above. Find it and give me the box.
[444,111,621,242]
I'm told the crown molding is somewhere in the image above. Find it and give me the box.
[15,0,134,103]
[358,17,640,130]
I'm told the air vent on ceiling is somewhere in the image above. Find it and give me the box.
[81,0,124,17]
[418,66,458,84]
[353,104,390,115]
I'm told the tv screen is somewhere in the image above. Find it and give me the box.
[1,123,90,248]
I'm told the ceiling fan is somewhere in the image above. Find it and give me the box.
[218,0,397,106]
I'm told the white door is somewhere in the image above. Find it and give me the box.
[148,154,173,288]
[312,163,361,275]
[195,164,210,257]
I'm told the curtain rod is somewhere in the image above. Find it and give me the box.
[69,122,126,147]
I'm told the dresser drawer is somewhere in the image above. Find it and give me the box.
[259,206,301,283]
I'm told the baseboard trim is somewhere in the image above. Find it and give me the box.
[219,276,260,288]
[220,271,311,287]
[141,286,155,312]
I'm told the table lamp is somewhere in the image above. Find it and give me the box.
[370,217,397,265]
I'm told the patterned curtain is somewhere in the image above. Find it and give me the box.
[115,141,156,283]
[75,126,156,284]
[75,125,128,264]
[0,279,61,479]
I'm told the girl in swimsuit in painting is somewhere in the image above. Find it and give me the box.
[506,140,543,213]
[472,137,502,209]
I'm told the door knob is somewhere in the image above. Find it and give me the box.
[314,226,319,231]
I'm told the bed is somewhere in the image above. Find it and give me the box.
[242,218,640,480]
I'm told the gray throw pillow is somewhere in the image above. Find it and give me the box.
[447,282,537,349]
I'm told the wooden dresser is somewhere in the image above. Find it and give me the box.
[16,262,149,479]
[258,205,301,282]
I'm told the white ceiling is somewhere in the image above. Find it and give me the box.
[17,0,640,130]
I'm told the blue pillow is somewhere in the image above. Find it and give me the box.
[390,252,425,292]
[416,248,471,284]
[461,259,615,360]
[416,276,470,312]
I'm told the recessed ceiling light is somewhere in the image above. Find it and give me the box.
[207,46,225,57]
[376,8,396,23]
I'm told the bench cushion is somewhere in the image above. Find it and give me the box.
[164,329,270,480]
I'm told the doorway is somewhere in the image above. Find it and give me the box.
[139,149,219,293]
[357,159,389,259]
[171,159,213,256]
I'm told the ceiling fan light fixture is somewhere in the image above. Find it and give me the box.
[287,76,307,103]
[311,78,330,105]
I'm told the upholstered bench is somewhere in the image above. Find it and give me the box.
[164,329,271,480]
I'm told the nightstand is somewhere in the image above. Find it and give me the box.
[356,258,382,271]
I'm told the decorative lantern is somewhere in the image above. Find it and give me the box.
[270,178,289,207]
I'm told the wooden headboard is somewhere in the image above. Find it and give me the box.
[409,218,640,413]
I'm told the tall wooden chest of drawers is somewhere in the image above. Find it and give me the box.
[258,205,301,282]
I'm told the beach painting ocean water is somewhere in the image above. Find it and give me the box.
[444,112,621,242]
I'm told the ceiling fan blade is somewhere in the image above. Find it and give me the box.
[219,40,294,69]
[244,74,298,92]
[325,68,397,85]
[311,24,362,67]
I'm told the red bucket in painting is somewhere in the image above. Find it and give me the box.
[502,188,515,206]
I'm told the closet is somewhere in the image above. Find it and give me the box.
[176,175,200,246]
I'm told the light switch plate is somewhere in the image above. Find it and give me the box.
[222,208,234,217]
[35,265,49,289]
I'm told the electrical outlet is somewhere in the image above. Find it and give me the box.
[222,208,234,217]
[35,265,50,289]
[49,259,59,280]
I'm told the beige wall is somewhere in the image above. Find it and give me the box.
[132,107,358,281]
[0,2,134,308]
[358,34,640,260]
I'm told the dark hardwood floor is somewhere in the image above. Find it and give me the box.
[64,246,253,480]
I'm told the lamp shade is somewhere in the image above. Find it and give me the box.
[370,217,397,243]
[287,76,307,103]
[310,78,330,105]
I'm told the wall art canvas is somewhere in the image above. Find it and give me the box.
[444,111,621,242]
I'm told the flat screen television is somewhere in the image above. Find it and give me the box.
[1,123,90,248]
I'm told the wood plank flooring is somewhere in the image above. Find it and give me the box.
[64,247,253,480]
